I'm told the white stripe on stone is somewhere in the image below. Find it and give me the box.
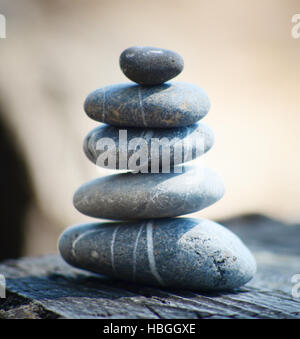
[71,229,99,258]
[138,87,147,127]
[132,222,145,280]
[111,226,120,274]
[146,221,165,286]
[102,86,106,122]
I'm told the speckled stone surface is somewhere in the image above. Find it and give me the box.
[84,82,210,128]
[58,218,256,291]
[73,164,225,220]
[83,122,214,170]
[119,46,184,86]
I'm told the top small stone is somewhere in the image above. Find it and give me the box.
[120,46,184,86]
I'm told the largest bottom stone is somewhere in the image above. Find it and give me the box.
[59,218,256,291]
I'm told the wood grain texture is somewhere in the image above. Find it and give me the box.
[0,214,299,319]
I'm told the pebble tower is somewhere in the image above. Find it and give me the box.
[59,46,256,291]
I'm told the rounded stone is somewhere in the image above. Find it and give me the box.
[119,46,184,85]
[58,218,256,291]
[84,82,210,128]
[83,122,214,171]
[73,164,225,220]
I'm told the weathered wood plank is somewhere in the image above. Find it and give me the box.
[0,214,300,319]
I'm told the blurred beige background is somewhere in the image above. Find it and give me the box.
[0,0,299,256]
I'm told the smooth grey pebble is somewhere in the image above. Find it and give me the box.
[59,218,256,291]
[119,46,184,85]
[73,164,225,220]
[84,82,210,128]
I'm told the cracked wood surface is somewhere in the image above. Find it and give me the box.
[0,214,300,319]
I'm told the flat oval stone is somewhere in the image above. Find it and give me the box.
[73,164,225,220]
[58,218,256,291]
[84,82,210,128]
[119,46,184,85]
[83,122,214,171]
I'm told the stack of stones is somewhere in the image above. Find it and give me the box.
[59,46,256,291]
